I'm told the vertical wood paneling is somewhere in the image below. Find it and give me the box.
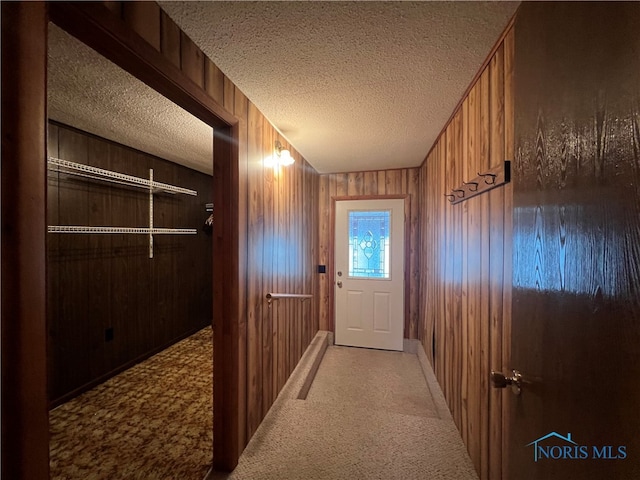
[205,59,225,106]
[460,97,470,449]
[86,136,113,378]
[318,175,330,331]
[467,82,482,473]
[416,28,513,480]
[48,124,212,405]
[246,100,263,438]
[223,76,235,114]
[478,64,492,480]
[56,128,90,399]
[47,125,60,401]
[407,168,420,340]
[123,1,161,51]
[180,31,204,88]
[42,2,321,469]
[488,43,505,480]
[261,114,276,413]
[317,166,421,335]
[160,11,180,68]
[233,87,249,450]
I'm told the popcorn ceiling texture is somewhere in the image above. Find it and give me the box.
[48,24,214,175]
[159,1,518,174]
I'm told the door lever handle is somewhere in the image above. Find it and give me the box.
[491,369,522,395]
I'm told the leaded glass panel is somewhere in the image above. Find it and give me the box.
[348,210,390,278]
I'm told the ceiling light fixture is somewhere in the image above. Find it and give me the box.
[274,140,294,166]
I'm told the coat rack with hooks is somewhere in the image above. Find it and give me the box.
[47,157,198,258]
[445,160,511,205]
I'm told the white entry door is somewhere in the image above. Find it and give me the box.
[334,199,404,351]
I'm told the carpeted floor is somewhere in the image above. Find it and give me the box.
[49,327,213,480]
[210,342,478,480]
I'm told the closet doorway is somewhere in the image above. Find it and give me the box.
[46,20,216,479]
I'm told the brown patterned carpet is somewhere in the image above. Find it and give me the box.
[50,327,213,480]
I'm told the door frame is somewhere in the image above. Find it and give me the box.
[2,2,245,477]
[329,194,410,336]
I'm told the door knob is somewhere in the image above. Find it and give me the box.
[337,281,343,288]
[491,369,522,395]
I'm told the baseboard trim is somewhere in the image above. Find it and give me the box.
[204,329,331,480]
[415,340,454,421]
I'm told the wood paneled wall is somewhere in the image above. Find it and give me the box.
[80,0,320,453]
[317,169,421,338]
[417,27,514,480]
[47,122,214,405]
[243,101,320,440]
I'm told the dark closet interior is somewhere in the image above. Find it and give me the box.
[47,121,213,406]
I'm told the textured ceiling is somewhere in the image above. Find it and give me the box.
[159,1,519,173]
[48,24,214,174]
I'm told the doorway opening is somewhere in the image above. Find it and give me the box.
[47,23,215,478]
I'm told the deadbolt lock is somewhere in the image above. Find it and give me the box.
[490,369,522,395]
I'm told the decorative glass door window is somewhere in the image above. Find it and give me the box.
[348,210,391,279]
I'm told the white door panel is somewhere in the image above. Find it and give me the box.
[334,199,404,351]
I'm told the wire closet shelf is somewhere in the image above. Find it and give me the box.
[47,157,198,258]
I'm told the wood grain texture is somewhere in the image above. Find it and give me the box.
[47,123,212,405]
[45,2,320,470]
[123,1,161,51]
[205,59,225,105]
[317,167,421,336]
[180,31,204,88]
[1,4,49,478]
[160,10,180,68]
[247,100,264,438]
[501,27,515,478]
[509,4,640,479]
[49,2,236,129]
[488,42,505,480]
[416,29,513,480]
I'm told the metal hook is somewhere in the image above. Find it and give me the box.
[478,172,497,185]
[462,181,478,191]
[444,194,455,202]
[453,189,466,198]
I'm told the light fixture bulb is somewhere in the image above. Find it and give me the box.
[279,149,294,166]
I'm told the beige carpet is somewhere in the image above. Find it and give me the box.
[211,341,478,480]
[49,327,213,480]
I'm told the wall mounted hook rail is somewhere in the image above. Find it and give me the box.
[478,172,497,184]
[447,161,511,205]
[462,181,478,191]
